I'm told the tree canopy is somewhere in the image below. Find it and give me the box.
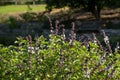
[45,0,120,20]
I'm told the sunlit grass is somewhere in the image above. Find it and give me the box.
[0,4,46,14]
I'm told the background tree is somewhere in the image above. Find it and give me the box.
[85,0,105,20]
[45,0,120,20]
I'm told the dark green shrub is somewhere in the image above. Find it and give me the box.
[6,16,21,29]
[20,12,36,22]
[0,36,15,46]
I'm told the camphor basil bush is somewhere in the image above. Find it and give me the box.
[0,22,120,80]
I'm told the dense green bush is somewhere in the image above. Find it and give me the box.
[0,31,120,80]
[20,12,37,22]
[6,16,21,29]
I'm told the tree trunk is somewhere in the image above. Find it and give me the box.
[88,0,101,20]
[15,0,18,5]
[33,0,35,5]
[96,6,101,20]
[92,8,101,21]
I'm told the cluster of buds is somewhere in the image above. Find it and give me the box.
[102,30,112,53]
[61,24,66,41]
[105,68,115,80]
[93,33,104,51]
[93,33,97,44]
[26,35,32,45]
[115,42,120,52]
[104,59,116,72]
[27,46,39,54]
[55,20,59,35]
[59,49,64,68]
[84,58,90,79]
[45,15,54,34]
[26,35,39,54]
[69,22,76,46]
[90,51,107,75]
